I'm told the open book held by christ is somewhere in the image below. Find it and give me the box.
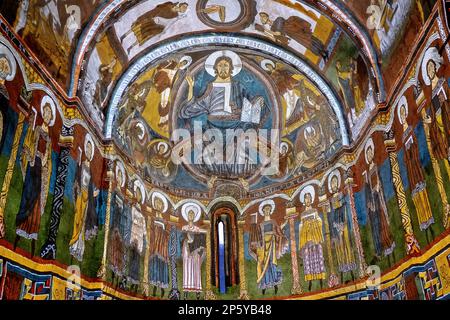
[240,96,263,124]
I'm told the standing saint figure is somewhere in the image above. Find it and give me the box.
[69,134,99,262]
[256,12,328,61]
[298,186,326,291]
[421,48,450,170]
[249,200,288,295]
[14,98,54,256]
[128,181,147,293]
[148,192,170,298]
[120,2,189,54]
[398,101,434,241]
[364,139,396,264]
[328,172,356,283]
[153,56,192,131]
[181,203,206,300]
[108,161,127,287]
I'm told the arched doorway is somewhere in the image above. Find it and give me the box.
[210,203,240,293]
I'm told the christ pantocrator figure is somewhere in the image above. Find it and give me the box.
[178,50,269,185]
[179,50,265,123]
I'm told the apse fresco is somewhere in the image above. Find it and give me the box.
[0,0,450,302]
[111,48,343,193]
[77,0,368,127]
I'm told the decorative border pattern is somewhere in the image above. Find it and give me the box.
[1,230,449,300]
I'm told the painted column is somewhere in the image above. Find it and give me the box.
[0,112,25,238]
[204,220,216,300]
[40,126,74,259]
[344,169,368,277]
[318,190,338,287]
[168,224,180,300]
[421,109,450,228]
[384,131,421,255]
[237,220,249,299]
[97,160,114,279]
[285,207,302,294]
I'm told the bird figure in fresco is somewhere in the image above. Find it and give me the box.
[200,5,226,22]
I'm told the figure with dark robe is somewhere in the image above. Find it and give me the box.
[128,240,141,293]
[256,12,328,61]
[399,105,434,241]
[108,193,126,288]
[328,175,356,283]
[120,198,133,289]
[128,186,146,293]
[420,49,450,224]
[364,144,396,263]
[148,195,170,298]
[14,103,53,256]
[120,2,188,54]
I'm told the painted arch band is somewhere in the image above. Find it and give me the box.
[105,34,350,145]
[68,0,386,102]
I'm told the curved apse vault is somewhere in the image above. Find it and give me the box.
[0,0,449,303]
